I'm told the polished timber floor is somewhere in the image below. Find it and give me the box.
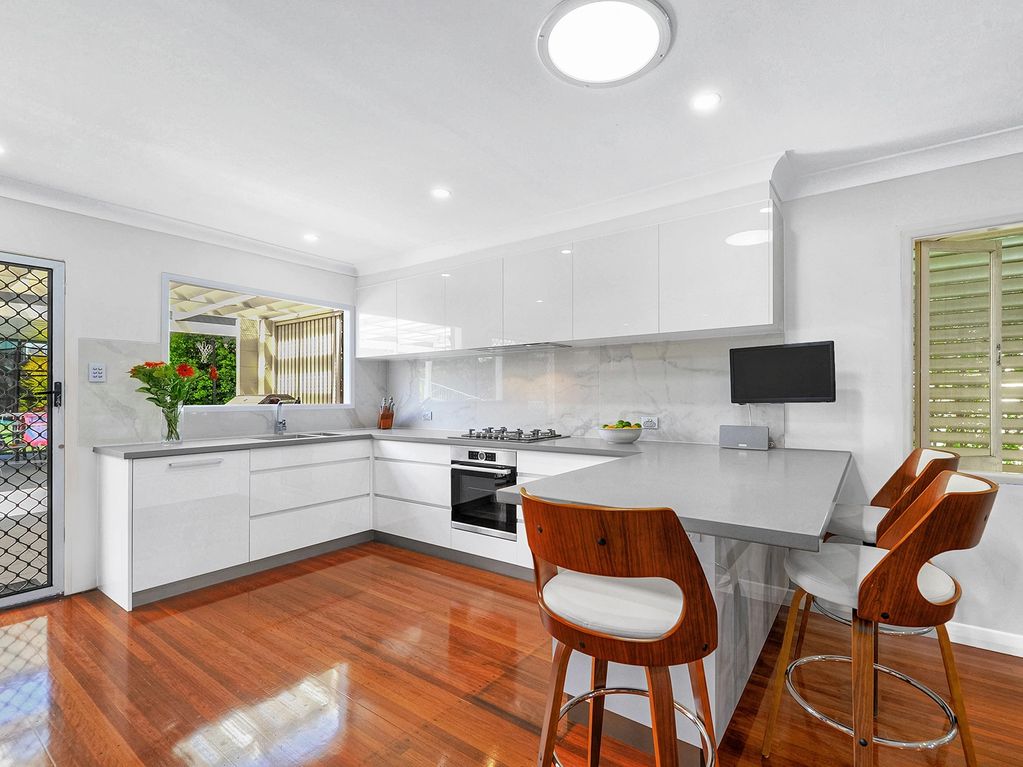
[0,543,1019,766]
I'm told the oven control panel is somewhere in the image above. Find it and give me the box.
[451,446,516,466]
[468,450,497,462]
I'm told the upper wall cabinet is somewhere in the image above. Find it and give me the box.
[445,260,504,350]
[572,226,659,340]
[356,281,397,358]
[396,272,450,355]
[658,201,780,333]
[503,245,573,345]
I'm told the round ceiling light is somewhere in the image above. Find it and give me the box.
[538,0,672,87]
[430,187,452,200]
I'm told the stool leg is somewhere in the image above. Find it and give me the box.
[688,658,717,752]
[936,624,979,767]
[851,612,875,767]
[872,622,880,717]
[588,658,608,767]
[793,592,813,659]
[646,666,678,767]
[538,641,572,767]
[761,586,807,758]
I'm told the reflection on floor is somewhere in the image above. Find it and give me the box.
[0,542,1019,766]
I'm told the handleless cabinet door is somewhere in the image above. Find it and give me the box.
[356,281,398,357]
[659,201,775,332]
[396,272,450,354]
[573,226,659,340]
[132,451,250,592]
[503,246,573,345]
[445,260,503,350]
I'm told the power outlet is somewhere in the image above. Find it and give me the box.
[421,410,433,421]
[640,416,659,429]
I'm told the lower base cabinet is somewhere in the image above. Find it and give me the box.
[251,496,371,560]
[451,522,532,569]
[373,496,451,548]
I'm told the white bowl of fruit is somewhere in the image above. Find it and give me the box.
[599,420,643,443]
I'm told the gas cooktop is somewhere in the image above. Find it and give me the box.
[449,427,563,443]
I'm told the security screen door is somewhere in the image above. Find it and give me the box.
[0,253,64,608]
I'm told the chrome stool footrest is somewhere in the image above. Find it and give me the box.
[812,598,933,636]
[550,686,716,767]
[785,654,958,750]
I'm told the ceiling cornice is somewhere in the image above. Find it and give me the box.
[778,125,1023,201]
[0,174,358,276]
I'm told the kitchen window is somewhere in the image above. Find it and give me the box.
[163,275,351,408]
[915,225,1023,472]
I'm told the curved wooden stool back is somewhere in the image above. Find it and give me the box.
[522,489,718,767]
[872,448,959,539]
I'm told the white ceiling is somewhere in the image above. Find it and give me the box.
[1,1,1021,274]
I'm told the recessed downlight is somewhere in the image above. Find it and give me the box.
[303,233,319,243]
[0,144,6,156]
[538,0,672,87]
[759,206,771,214]
[440,273,452,278]
[536,299,545,303]
[690,91,722,113]
[725,230,770,247]
[430,187,452,200]
[560,248,572,254]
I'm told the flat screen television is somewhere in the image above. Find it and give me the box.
[730,341,835,404]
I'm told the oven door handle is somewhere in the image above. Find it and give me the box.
[452,465,513,476]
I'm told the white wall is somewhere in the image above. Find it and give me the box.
[784,152,1023,652]
[0,194,382,596]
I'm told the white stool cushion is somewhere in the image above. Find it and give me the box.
[826,503,888,544]
[542,570,684,640]
[785,542,957,615]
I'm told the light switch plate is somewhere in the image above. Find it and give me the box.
[88,362,106,383]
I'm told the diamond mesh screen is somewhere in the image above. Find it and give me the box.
[0,264,51,598]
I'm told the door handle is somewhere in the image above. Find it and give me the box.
[168,458,224,469]
[42,382,62,408]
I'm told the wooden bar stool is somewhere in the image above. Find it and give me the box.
[826,448,959,545]
[762,471,998,767]
[802,448,960,649]
[521,489,718,767]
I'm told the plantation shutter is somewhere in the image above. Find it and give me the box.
[273,312,344,405]
[918,240,1003,471]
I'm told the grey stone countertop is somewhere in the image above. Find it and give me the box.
[93,429,850,550]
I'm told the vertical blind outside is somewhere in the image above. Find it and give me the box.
[273,312,343,405]
[920,236,1023,472]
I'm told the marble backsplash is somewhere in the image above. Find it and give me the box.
[79,338,387,447]
[386,335,786,444]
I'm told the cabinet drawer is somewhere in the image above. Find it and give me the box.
[517,451,618,477]
[451,524,532,568]
[250,496,371,561]
[373,497,451,548]
[249,440,371,471]
[132,451,250,591]
[373,460,450,507]
[133,451,249,507]
[250,458,370,517]
[373,440,449,465]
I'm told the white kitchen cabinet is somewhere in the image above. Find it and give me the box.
[251,496,371,560]
[450,524,532,569]
[373,459,450,507]
[659,200,780,333]
[396,272,450,354]
[503,246,573,345]
[373,440,449,465]
[445,259,503,350]
[373,496,451,548]
[250,458,371,516]
[356,281,397,358]
[131,451,250,593]
[572,226,659,339]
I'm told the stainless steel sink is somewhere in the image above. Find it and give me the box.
[251,433,316,441]
[303,431,349,437]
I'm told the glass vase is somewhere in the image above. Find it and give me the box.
[161,403,184,444]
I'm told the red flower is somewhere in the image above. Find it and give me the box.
[176,363,195,378]
[143,361,164,368]
[209,366,219,381]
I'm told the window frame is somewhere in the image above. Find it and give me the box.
[160,273,354,411]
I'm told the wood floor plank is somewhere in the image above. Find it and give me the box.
[0,542,1016,766]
